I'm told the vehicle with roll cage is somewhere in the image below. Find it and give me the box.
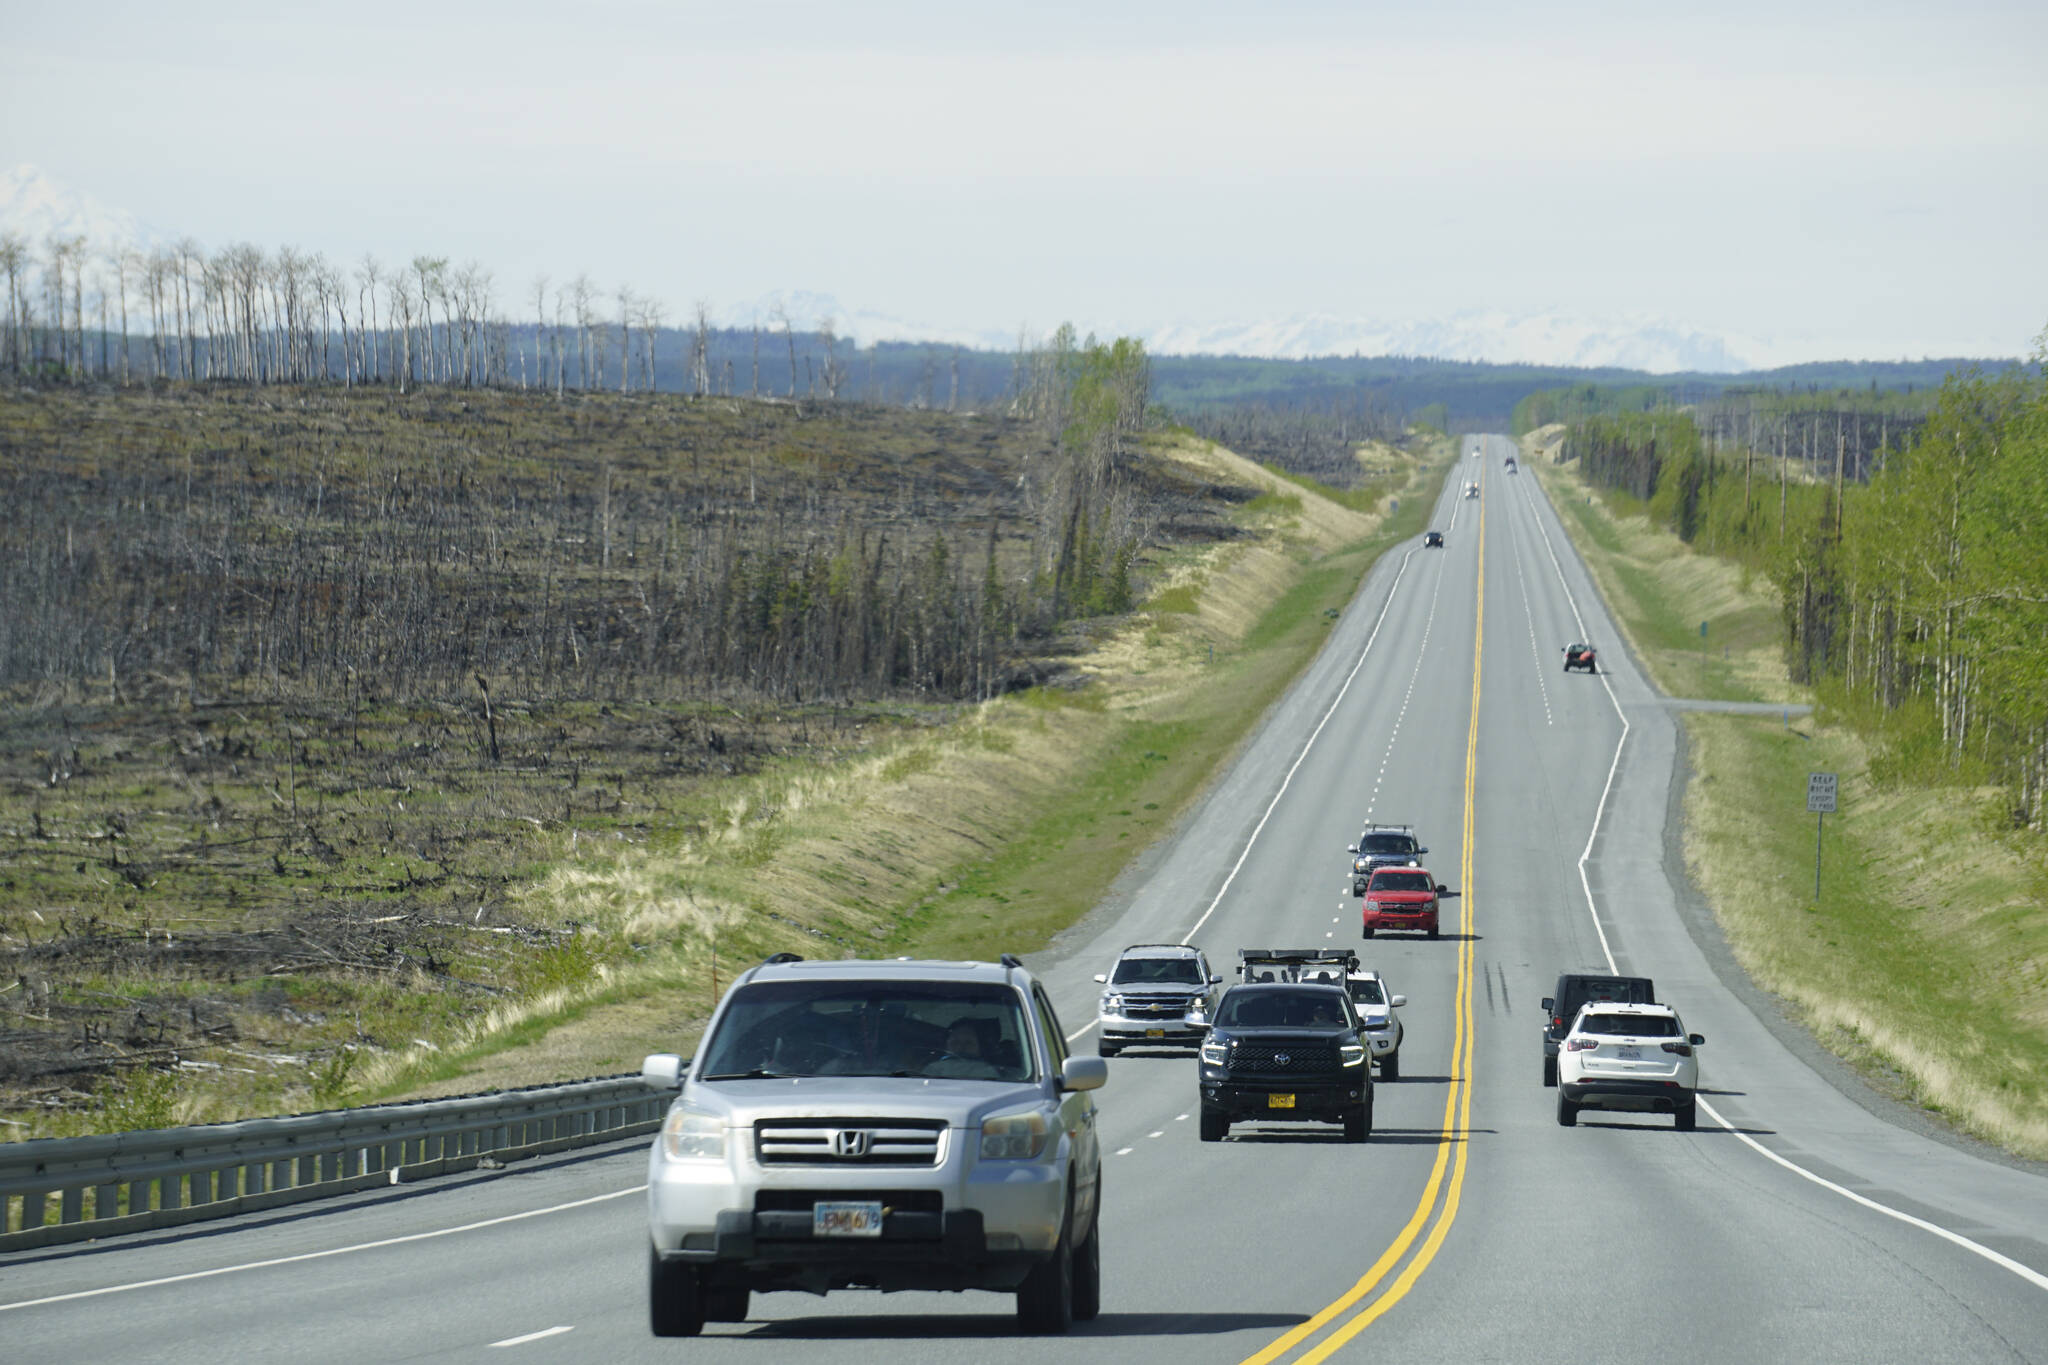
[1235,948,1407,1078]
[640,951,1106,1336]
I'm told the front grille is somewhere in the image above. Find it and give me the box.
[754,1189,943,1214]
[1226,1042,1340,1075]
[754,1118,948,1167]
[1120,995,1193,1018]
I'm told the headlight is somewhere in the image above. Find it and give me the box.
[1100,993,1123,1012]
[659,1105,726,1161]
[1365,899,1382,911]
[1199,1038,1229,1066]
[1340,1043,1368,1068]
[980,1107,1052,1160]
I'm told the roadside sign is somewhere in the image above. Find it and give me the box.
[1807,772,1837,814]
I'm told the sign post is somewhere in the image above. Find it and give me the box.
[1806,772,1837,900]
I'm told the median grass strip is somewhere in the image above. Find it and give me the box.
[1527,435,2048,1159]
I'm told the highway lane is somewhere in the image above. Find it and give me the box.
[5,435,2045,1362]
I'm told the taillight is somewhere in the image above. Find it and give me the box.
[1564,1038,1598,1052]
[1551,1017,1563,1030]
[1661,1042,1692,1056]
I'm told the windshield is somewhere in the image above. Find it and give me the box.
[1359,833,1415,854]
[1110,956,1202,986]
[1578,1012,1678,1037]
[1215,988,1353,1029]
[1370,871,1434,893]
[699,980,1036,1081]
[1350,979,1386,1006]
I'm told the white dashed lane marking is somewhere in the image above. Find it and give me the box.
[492,1326,574,1349]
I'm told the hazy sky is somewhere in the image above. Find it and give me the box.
[4,0,2043,360]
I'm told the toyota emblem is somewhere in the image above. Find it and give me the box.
[831,1129,872,1159]
[1274,1052,1291,1066]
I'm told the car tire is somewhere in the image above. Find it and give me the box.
[1017,1200,1076,1334]
[1427,924,1440,940]
[649,1246,706,1337]
[702,1285,750,1323]
[1361,926,1375,940]
[1344,1103,1371,1143]
[1199,1105,1228,1142]
[1097,1041,1119,1058]
[1380,1053,1399,1082]
[1542,1055,1557,1088]
[1556,1092,1578,1127]
[1675,1100,1697,1132]
[1071,1196,1102,1322]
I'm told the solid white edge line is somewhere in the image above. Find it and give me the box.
[1064,544,1421,1043]
[0,1186,647,1313]
[491,1325,576,1348]
[1528,462,2048,1297]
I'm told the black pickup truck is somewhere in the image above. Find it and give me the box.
[1541,972,1656,1086]
[1199,979,1374,1142]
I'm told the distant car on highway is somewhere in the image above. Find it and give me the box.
[1563,642,1598,673]
[1359,866,1453,939]
[1504,456,1517,473]
[1347,824,1426,896]
[1464,481,1480,498]
[1423,530,1445,548]
[640,952,1106,1336]
[1555,1000,1704,1130]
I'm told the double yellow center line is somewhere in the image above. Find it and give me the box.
[1240,493,1485,1365]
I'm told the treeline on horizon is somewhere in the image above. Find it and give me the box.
[1552,361,2048,825]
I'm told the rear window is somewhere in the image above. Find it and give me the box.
[700,979,1035,1082]
[1370,871,1433,892]
[1577,1013,1678,1037]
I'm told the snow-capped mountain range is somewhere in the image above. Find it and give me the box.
[2,163,1772,373]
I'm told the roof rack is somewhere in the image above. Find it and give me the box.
[999,953,1025,970]
[761,952,804,967]
[1356,823,1414,833]
[1120,943,1195,952]
[1236,947,1360,980]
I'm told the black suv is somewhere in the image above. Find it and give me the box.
[1539,972,1655,1086]
[1198,980,1374,1142]
[1347,824,1426,896]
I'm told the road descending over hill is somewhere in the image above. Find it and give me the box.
[7,435,2046,1362]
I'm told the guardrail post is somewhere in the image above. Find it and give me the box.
[161,1173,183,1212]
[94,1180,118,1221]
[60,1186,84,1225]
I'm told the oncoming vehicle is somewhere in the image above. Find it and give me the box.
[1555,1001,1705,1130]
[1563,643,1598,673]
[1423,530,1445,548]
[1465,481,1480,498]
[1199,980,1373,1142]
[1347,824,1426,896]
[641,953,1106,1336]
[1360,866,1454,939]
[1094,943,1220,1056]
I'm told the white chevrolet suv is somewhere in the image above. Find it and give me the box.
[1554,1001,1705,1130]
[640,953,1107,1336]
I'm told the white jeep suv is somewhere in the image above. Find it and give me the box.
[1555,1001,1704,1130]
[641,953,1107,1336]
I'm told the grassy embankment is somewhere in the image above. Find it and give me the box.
[365,432,1444,1100]
[1525,428,2048,1160]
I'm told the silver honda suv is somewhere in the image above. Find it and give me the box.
[1093,943,1221,1056]
[640,953,1107,1337]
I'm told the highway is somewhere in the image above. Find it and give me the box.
[6,434,2046,1363]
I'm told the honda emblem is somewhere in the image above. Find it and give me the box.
[831,1129,872,1159]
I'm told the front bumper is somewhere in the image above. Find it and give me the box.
[1100,1008,1207,1044]
[1201,1072,1368,1121]
[1361,905,1438,933]
[1561,1077,1692,1112]
[1363,1031,1399,1059]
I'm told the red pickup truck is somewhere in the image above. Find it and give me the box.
[1360,867,1455,940]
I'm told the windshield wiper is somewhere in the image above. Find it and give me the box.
[699,1068,794,1081]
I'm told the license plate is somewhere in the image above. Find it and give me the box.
[1619,1047,1641,1060]
[813,1201,884,1238]
[1267,1093,1296,1109]
[1146,1028,1165,1038]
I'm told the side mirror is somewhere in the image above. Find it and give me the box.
[1209,975,1222,985]
[1346,844,1359,854]
[642,1053,684,1089]
[1390,994,1408,1008]
[1417,847,1428,855]
[1540,997,1555,1014]
[1092,973,1107,984]
[1689,1034,1706,1047]
[1059,1056,1108,1093]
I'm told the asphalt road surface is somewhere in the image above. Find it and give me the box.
[7,435,2046,1363]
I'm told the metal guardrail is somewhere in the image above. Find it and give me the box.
[0,1075,666,1253]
